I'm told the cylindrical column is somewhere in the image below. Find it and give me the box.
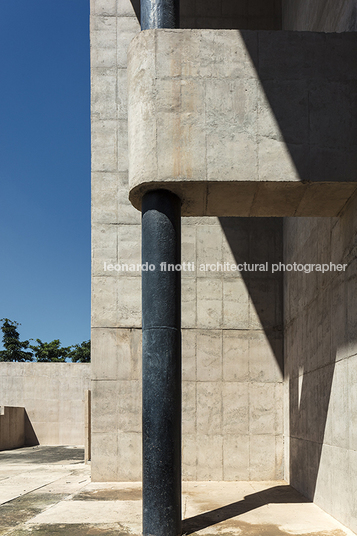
[142,190,182,536]
[140,0,179,30]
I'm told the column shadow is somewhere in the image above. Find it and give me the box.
[182,484,310,534]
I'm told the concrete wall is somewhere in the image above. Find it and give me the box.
[180,0,281,30]
[0,406,25,451]
[282,2,357,532]
[90,0,357,531]
[91,0,284,482]
[284,199,357,533]
[283,0,357,32]
[0,363,91,446]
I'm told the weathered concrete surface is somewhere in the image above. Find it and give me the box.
[284,191,357,534]
[0,446,90,535]
[84,390,91,463]
[0,363,91,446]
[91,218,285,482]
[283,0,357,32]
[128,29,357,216]
[91,1,285,483]
[0,407,25,451]
[0,447,355,536]
[281,3,357,534]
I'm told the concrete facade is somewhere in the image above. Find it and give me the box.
[91,0,357,533]
[91,0,284,482]
[0,363,91,446]
[281,2,357,533]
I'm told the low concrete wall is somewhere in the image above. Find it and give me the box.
[0,406,25,450]
[0,363,91,446]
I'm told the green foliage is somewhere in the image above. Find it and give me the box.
[0,319,91,363]
[69,340,91,363]
[0,318,33,362]
[29,339,72,362]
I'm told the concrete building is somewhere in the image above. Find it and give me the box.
[90,0,357,533]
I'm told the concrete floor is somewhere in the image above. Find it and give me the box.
[0,446,355,536]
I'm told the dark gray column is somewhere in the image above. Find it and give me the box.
[142,190,182,536]
[140,0,179,30]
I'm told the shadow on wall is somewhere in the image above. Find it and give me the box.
[238,16,357,504]
[24,409,40,447]
[282,219,342,501]
[127,0,351,504]
[220,216,337,504]
[130,0,282,29]
[0,407,39,451]
[288,344,335,500]
[220,216,284,377]
[239,30,357,188]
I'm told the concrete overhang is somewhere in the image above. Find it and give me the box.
[128,29,357,217]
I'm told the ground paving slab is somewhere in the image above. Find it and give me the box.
[0,447,355,536]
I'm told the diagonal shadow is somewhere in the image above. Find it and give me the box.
[182,485,310,534]
[219,216,284,376]
[241,30,357,187]
[24,409,39,447]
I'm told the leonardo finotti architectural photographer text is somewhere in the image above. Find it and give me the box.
[103,261,348,274]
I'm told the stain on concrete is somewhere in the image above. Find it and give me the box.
[74,489,142,501]
[0,446,84,465]
[0,494,66,536]
[183,522,349,536]
[10,523,134,536]
[183,484,310,512]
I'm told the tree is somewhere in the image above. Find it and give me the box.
[69,340,90,362]
[0,318,33,362]
[30,339,71,362]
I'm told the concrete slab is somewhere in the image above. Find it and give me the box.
[0,447,355,536]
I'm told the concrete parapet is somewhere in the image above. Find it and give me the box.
[0,363,91,446]
[0,406,25,451]
[128,29,357,216]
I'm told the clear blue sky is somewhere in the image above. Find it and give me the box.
[0,1,91,348]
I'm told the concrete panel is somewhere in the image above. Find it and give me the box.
[222,330,249,382]
[196,434,223,480]
[197,382,222,435]
[222,383,249,435]
[250,435,278,480]
[223,435,250,480]
[196,331,222,381]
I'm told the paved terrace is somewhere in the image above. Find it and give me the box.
[0,446,355,536]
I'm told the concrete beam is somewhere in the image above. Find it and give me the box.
[128,30,357,217]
